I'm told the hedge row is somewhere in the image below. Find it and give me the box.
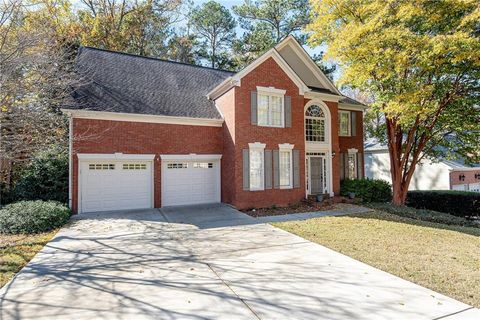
[406,190,479,219]
[340,179,392,203]
[0,201,71,234]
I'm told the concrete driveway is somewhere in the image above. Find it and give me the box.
[0,204,478,320]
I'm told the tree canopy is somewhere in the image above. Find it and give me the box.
[190,0,236,69]
[232,0,311,66]
[309,0,480,204]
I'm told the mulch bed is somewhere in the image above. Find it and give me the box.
[242,201,335,218]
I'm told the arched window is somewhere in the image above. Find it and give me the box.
[305,105,326,142]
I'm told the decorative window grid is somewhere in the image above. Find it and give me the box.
[306,152,326,156]
[89,164,115,170]
[279,150,292,187]
[339,111,351,136]
[167,163,188,169]
[193,162,213,169]
[305,105,325,117]
[305,105,326,142]
[258,93,284,127]
[123,163,147,170]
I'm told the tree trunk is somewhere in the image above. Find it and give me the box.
[391,177,408,205]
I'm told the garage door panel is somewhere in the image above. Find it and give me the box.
[162,160,220,207]
[80,161,152,213]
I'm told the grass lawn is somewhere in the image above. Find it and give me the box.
[0,231,57,288]
[273,210,480,308]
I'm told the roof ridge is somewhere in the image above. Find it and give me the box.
[80,46,236,74]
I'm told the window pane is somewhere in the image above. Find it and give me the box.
[305,118,325,142]
[280,151,291,187]
[340,112,350,136]
[249,150,263,189]
[258,94,269,125]
[271,96,283,126]
[348,154,357,179]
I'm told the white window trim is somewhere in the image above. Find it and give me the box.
[257,87,285,128]
[77,153,155,160]
[160,154,222,161]
[256,86,286,95]
[348,148,358,154]
[305,105,327,143]
[249,142,266,191]
[347,153,358,179]
[339,110,351,137]
[279,143,294,189]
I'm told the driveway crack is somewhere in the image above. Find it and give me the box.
[206,263,262,320]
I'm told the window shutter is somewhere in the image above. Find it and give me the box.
[293,149,300,188]
[340,153,345,180]
[285,96,292,128]
[243,149,250,190]
[351,111,356,136]
[273,150,280,189]
[357,152,363,178]
[264,150,272,189]
[251,91,257,125]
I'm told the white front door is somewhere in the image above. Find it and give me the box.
[79,160,153,213]
[162,160,220,206]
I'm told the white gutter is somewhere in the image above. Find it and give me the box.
[61,109,224,127]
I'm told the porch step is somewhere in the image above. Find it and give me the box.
[306,193,333,207]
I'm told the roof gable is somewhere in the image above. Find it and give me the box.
[276,36,341,95]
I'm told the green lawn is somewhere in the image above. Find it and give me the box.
[273,210,480,308]
[0,231,57,288]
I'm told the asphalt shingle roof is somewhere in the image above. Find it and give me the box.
[70,47,234,119]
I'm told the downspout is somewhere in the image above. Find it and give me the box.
[68,114,73,209]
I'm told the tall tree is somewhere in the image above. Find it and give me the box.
[232,0,310,66]
[309,0,480,204]
[166,30,198,64]
[77,0,184,56]
[0,0,80,200]
[190,0,236,69]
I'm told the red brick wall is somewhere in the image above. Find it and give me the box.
[232,57,306,209]
[215,88,237,204]
[71,118,223,213]
[338,110,365,177]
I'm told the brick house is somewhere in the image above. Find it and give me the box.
[64,36,367,213]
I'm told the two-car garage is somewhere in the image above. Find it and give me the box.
[77,154,221,213]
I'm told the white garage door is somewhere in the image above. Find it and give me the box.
[80,161,153,213]
[162,160,220,206]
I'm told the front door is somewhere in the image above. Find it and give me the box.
[310,157,323,194]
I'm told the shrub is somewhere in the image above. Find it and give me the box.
[13,147,68,204]
[340,179,392,203]
[366,203,478,228]
[406,190,479,219]
[0,200,71,234]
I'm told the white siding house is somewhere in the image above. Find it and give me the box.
[364,139,470,191]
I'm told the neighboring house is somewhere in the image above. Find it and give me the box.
[365,138,480,192]
[63,36,367,214]
[449,167,480,192]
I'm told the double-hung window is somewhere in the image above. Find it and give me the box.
[339,111,351,136]
[249,142,266,190]
[347,153,357,179]
[257,87,285,127]
[279,143,294,189]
